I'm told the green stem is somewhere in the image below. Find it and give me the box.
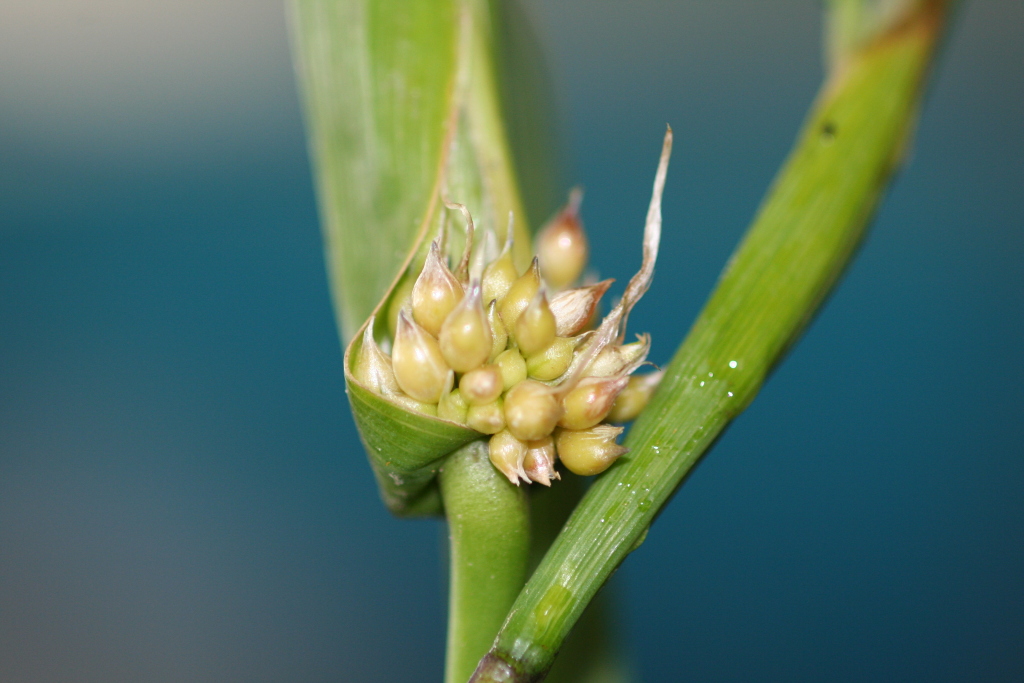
[439,440,530,683]
[527,476,632,683]
[470,2,954,681]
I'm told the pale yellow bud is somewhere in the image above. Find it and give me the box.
[459,365,503,406]
[555,424,628,476]
[412,240,464,337]
[525,336,576,381]
[438,282,491,372]
[549,279,613,337]
[392,310,451,403]
[536,189,588,290]
[467,398,505,435]
[515,291,557,357]
[352,319,401,396]
[504,380,564,442]
[498,258,540,333]
[495,348,528,390]
[438,371,470,423]
[487,300,507,362]
[482,243,518,305]
[488,429,529,485]
[523,436,559,486]
[606,371,662,423]
[559,376,629,430]
[587,335,651,377]
[353,319,437,415]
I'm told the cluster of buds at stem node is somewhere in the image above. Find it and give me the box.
[353,129,673,486]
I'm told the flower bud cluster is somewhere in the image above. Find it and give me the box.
[353,130,673,486]
[352,193,664,485]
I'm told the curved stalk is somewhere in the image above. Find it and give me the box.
[439,440,530,683]
[470,2,956,680]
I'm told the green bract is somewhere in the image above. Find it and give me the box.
[291,0,552,514]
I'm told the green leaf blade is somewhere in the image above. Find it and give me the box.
[472,2,955,680]
[290,0,459,342]
[291,0,543,514]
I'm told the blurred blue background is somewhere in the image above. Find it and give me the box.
[1,2,1021,681]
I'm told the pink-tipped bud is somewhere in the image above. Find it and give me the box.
[488,429,529,485]
[392,310,451,403]
[525,336,576,381]
[515,290,557,357]
[467,398,506,435]
[606,371,662,423]
[482,243,519,305]
[536,189,588,290]
[495,348,528,391]
[438,281,491,372]
[587,335,651,377]
[549,279,613,337]
[412,241,464,337]
[558,376,629,430]
[487,300,507,362]
[504,380,564,442]
[498,258,541,333]
[459,365,503,406]
[523,436,559,486]
[555,424,628,476]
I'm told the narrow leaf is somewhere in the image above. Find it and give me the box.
[290,0,459,342]
[291,0,546,514]
[471,2,956,679]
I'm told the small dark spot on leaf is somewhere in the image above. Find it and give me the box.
[821,121,837,142]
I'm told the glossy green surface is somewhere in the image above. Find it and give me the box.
[440,441,530,683]
[474,2,954,680]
